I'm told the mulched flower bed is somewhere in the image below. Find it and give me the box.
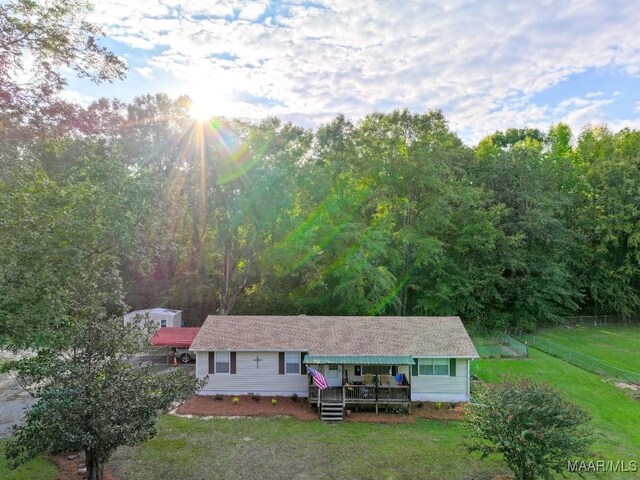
[175,395,319,420]
[175,395,464,423]
[49,452,117,480]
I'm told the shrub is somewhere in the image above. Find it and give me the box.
[449,402,457,409]
[291,393,298,402]
[465,379,592,480]
[215,394,223,401]
[436,402,442,410]
[232,396,239,405]
[252,393,261,402]
[271,398,277,405]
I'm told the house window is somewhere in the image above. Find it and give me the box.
[160,319,167,328]
[418,358,449,376]
[216,351,230,374]
[285,352,300,374]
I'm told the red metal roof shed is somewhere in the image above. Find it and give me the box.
[149,327,200,348]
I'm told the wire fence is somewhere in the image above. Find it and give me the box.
[553,314,640,328]
[517,333,640,385]
[473,335,528,358]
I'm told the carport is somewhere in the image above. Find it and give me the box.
[149,327,200,364]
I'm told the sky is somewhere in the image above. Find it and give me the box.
[66,0,640,143]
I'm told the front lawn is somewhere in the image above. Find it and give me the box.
[473,349,640,463]
[110,415,508,480]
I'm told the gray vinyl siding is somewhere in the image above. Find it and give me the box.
[196,351,309,396]
[411,358,469,401]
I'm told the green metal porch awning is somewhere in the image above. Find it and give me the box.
[303,355,415,365]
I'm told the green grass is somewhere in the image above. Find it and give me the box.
[473,349,640,466]
[110,415,509,480]
[536,325,640,373]
[0,442,56,480]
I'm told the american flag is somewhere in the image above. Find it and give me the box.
[307,367,328,390]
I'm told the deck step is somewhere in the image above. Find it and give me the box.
[320,402,344,422]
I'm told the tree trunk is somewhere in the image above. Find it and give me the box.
[85,448,104,480]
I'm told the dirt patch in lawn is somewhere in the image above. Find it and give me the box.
[175,395,319,420]
[50,452,117,480]
[177,396,464,423]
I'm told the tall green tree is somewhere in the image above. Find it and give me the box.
[471,130,582,329]
[574,126,640,316]
[0,140,146,348]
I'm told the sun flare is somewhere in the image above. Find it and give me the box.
[189,99,215,121]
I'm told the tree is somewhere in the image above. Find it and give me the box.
[573,126,640,316]
[3,317,204,480]
[0,0,126,156]
[465,379,592,480]
[0,141,146,348]
[471,130,582,329]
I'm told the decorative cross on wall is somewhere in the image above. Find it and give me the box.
[253,355,262,368]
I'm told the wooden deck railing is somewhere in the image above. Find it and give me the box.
[308,384,410,405]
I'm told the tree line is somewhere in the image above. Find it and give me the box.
[3,95,639,339]
[3,2,640,351]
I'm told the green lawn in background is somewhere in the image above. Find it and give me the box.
[473,349,640,464]
[536,325,640,373]
[0,442,55,480]
[109,415,509,480]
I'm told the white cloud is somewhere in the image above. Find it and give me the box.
[134,66,154,79]
[58,89,96,106]
[86,0,640,141]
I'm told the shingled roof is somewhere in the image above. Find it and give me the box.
[190,316,479,358]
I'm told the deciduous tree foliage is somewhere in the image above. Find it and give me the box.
[2,1,640,340]
[0,0,126,156]
[0,142,147,348]
[573,127,640,316]
[17,105,629,332]
[2,318,204,480]
[465,379,592,480]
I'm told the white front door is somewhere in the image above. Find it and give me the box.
[325,364,342,387]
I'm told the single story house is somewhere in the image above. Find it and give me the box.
[123,308,183,328]
[190,316,479,415]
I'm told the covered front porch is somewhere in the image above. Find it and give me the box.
[304,355,414,415]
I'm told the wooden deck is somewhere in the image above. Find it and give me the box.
[308,384,411,410]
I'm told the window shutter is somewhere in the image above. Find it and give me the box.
[278,352,285,375]
[412,359,419,377]
[230,352,237,374]
[449,358,456,377]
[208,352,215,374]
[300,352,307,374]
